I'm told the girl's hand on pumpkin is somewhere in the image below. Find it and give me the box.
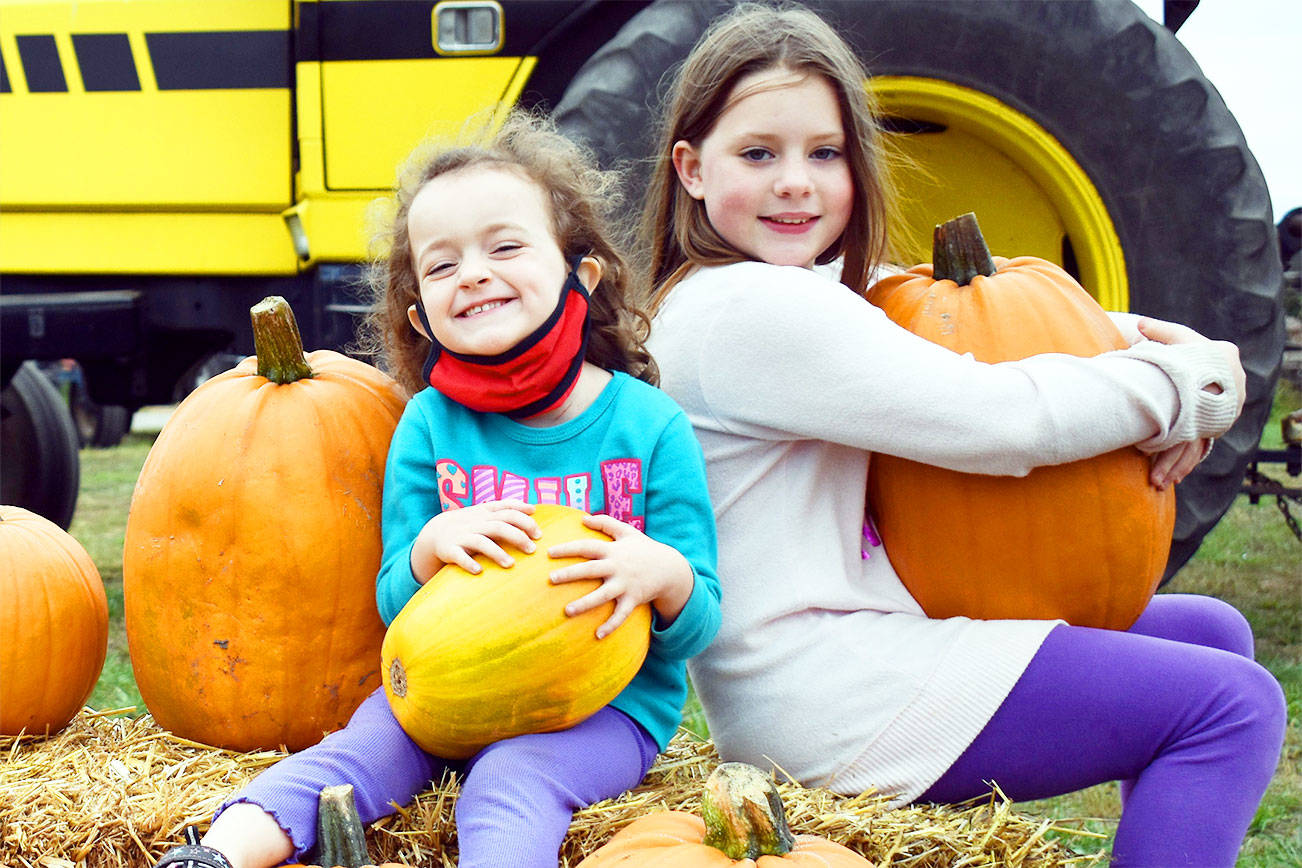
[1149,437,1212,490]
[409,500,540,582]
[548,513,694,639]
[1135,317,1246,417]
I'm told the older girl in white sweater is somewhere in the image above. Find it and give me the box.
[640,6,1285,866]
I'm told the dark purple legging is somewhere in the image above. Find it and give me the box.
[920,594,1286,866]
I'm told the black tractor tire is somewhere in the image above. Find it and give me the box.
[555,0,1285,578]
[1,361,80,529]
[67,380,132,449]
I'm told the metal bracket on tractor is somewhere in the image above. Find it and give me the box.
[1242,410,1302,542]
[1243,209,1302,539]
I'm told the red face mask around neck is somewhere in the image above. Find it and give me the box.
[414,263,592,419]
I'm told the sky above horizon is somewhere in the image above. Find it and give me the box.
[1135,0,1300,223]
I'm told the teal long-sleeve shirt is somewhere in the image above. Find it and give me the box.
[375,372,722,750]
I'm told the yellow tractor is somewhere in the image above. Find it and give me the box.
[0,0,1285,577]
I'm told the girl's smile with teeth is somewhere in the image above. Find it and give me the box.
[762,214,818,234]
[460,299,512,318]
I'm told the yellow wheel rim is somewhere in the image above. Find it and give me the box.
[870,76,1128,311]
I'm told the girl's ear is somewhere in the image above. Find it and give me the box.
[672,140,706,200]
[406,304,431,340]
[577,255,603,292]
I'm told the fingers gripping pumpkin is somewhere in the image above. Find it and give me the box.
[381,504,652,759]
[864,214,1175,629]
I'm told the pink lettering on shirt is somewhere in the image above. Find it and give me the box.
[600,459,644,530]
[436,459,468,511]
[470,465,496,504]
[434,460,642,520]
[535,477,562,505]
[565,474,591,513]
[470,465,527,504]
[498,472,527,502]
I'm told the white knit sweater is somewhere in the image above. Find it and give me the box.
[647,261,1239,802]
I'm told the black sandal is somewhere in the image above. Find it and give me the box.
[154,826,236,868]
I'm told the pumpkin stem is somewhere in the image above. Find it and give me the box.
[932,212,998,284]
[700,762,795,859]
[251,296,314,384]
[313,784,373,868]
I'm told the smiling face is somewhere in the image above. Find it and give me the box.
[406,164,572,357]
[672,68,854,269]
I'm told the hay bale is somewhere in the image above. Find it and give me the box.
[1,710,1107,867]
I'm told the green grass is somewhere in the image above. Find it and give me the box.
[74,386,1301,863]
[76,432,152,714]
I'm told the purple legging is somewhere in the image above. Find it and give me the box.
[920,594,1286,866]
[217,689,658,867]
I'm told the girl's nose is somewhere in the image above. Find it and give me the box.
[774,159,813,197]
[457,253,492,287]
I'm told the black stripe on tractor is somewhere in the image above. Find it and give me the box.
[16,34,67,92]
[296,0,582,62]
[72,33,141,92]
[146,30,291,90]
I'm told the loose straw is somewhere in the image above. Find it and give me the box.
[1,711,1109,867]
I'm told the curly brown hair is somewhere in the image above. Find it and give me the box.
[358,110,658,396]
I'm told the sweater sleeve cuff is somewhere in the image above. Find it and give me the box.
[1122,340,1240,450]
[650,567,715,660]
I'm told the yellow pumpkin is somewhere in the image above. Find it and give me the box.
[382,504,651,759]
[864,214,1174,629]
[123,297,407,751]
[0,506,108,736]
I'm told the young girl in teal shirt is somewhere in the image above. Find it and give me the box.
[157,111,720,868]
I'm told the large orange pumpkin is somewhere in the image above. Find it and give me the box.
[381,503,651,759]
[577,762,873,867]
[123,297,407,751]
[864,214,1174,629]
[0,506,108,736]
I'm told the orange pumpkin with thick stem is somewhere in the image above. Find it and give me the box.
[123,297,407,751]
[577,762,873,866]
[864,213,1174,629]
[381,503,652,760]
[0,506,108,736]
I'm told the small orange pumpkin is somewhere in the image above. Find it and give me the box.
[381,503,651,759]
[123,297,408,751]
[864,213,1174,629]
[0,505,108,736]
[577,762,873,866]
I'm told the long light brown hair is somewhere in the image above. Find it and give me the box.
[640,2,895,310]
[359,111,657,395]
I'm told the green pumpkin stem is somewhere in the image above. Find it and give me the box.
[251,296,314,384]
[932,212,998,284]
[314,784,373,868]
[700,762,796,859]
